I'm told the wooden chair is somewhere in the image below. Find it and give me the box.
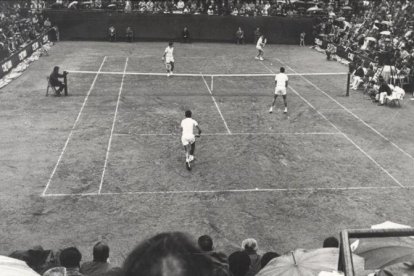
[45,76,57,96]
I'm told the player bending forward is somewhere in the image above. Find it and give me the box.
[269,67,288,114]
[162,42,175,77]
[181,110,201,170]
[255,35,266,61]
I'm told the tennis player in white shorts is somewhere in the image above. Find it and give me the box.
[162,41,174,77]
[269,67,288,114]
[181,110,201,170]
[255,35,266,61]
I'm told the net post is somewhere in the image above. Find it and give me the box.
[64,72,68,96]
[346,73,350,97]
[211,75,214,92]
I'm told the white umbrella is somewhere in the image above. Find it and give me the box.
[0,256,40,276]
[68,1,78,8]
[307,6,322,12]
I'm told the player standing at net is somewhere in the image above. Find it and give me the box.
[162,42,174,77]
[255,35,266,61]
[181,110,201,170]
[269,67,288,114]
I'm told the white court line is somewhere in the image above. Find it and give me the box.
[98,57,129,194]
[260,61,404,188]
[67,70,347,77]
[41,56,108,196]
[113,132,341,136]
[41,185,404,197]
[274,57,414,162]
[201,74,232,134]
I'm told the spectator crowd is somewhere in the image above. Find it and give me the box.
[2,232,347,276]
[0,0,51,61]
[313,0,414,102]
[44,0,350,17]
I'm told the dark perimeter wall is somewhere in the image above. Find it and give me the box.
[44,10,315,44]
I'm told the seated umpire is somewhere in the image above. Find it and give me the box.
[49,66,67,96]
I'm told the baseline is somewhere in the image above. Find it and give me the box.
[42,56,108,196]
[41,185,404,198]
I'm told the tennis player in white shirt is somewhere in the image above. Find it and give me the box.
[181,110,202,170]
[162,42,175,77]
[255,35,266,61]
[269,67,288,114]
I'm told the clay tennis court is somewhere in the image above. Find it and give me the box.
[1,41,413,264]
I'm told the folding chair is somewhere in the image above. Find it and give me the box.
[45,76,58,96]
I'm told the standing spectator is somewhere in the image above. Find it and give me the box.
[122,232,216,276]
[126,26,133,42]
[236,27,244,44]
[44,17,51,28]
[108,26,116,42]
[241,238,262,276]
[197,235,229,276]
[80,242,113,276]
[300,31,306,46]
[182,26,190,43]
[228,251,250,276]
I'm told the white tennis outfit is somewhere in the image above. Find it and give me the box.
[256,37,264,51]
[275,73,288,95]
[165,46,174,63]
[181,118,198,146]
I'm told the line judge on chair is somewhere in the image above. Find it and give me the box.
[49,66,67,96]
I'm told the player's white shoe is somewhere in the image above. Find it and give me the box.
[269,107,273,113]
[284,107,287,113]
[170,71,174,75]
[167,73,171,77]
[255,57,260,60]
[259,57,264,61]
[189,155,194,162]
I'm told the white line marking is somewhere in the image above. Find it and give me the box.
[275,57,414,162]
[41,185,403,197]
[113,132,341,136]
[201,74,232,134]
[98,58,129,194]
[42,56,107,196]
[260,61,405,188]
[67,70,348,77]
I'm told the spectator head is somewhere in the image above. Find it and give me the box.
[185,110,192,118]
[228,251,251,276]
[260,251,280,269]
[241,238,258,253]
[280,67,285,73]
[198,235,213,252]
[169,41,173,47]
[93,241,110,263]
[53,66,59,73]
[123,232,214,276]
[323,236,339,248]
[59,247,82,269]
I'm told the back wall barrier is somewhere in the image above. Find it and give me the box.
[43,10,315,44]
